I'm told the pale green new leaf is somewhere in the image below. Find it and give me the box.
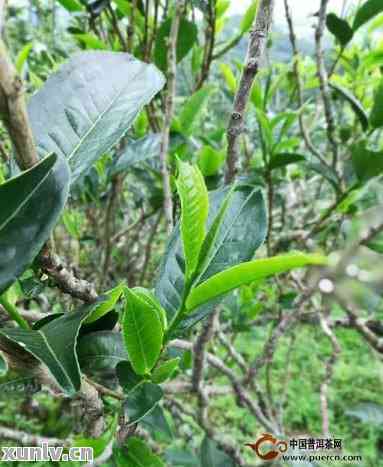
[85,283,124,324]
[186,253,327,311]
[122,288,163,375]
[15,43,33,74]
[178,86,215,136]
[131,287,167,331]
[240,0,260,34]
[152,358,180,384]
[176,161,209,282]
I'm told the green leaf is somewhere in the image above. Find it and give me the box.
[154,18,198,72]
[370,79,383,129]
[176,161,209,282]
[329,82,369,131]
[28,52,165,184]
[0,154,70,294]
[77,331,128,373]
[0,303,96,395]
[131,287,167,331]
[326,13,353,47]
[57,0,83,12]
[200,437,235,467]
[123,382,163,426]
[122,288,163,375]
[197,146,226,177]
[366,232,383,254]
[240,0,260,34]
[351,142,383,182]
[151,358,180,384]
[353,0,383,30]
[84,283,124,324]
[155,185,267,323]
[219,64,237,94]
[116,361,144,393]
[177,86,215,136]
[186,253,327,311]
[269,152,306,170]
[114,436,165,467]
[73,33,108,50]
[216,0,230,18]
[75,415,118,458]
[0,351,8,377]
[141,405,172,439]
[15,43,33,74]
[111,134,161,176]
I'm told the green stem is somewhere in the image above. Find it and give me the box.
[0,295,30,330]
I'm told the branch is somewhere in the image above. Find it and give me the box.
[0,39,38,170]
[159,0,184,233]
[225,0,275,184]
[39,250,98,303]
[315,0,339,172]
[283,0,331,169]
[319,310,341,437]
[0,426,66,446]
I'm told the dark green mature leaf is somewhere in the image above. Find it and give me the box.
[197,187,266,283]
[0,153,70,294]
[154,18,198,72]
[117,361,144,393]
[114,436,165,467]
[77,331,128,373]
[370,79,383,129]
[123,382,163,426]
[353,0,383,30]
[155,185,267,322]
[186,253,327,311]
[366,232,383,254]
[142,405,173,439]
[0,304,95,395]
[122,288,163,375]
[329,82,369,131]
[200,437,235,467]
[326,13,353,47]
[177,86,215,136]
[28,52,165,184]
[351,142,383,182]
[269,152,306,170]
[176,161,209,282]
[111,134,161,176]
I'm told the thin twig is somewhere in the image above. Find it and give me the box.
[159,1,184,233]
[225,0,275,183]
[315,0,339,172]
